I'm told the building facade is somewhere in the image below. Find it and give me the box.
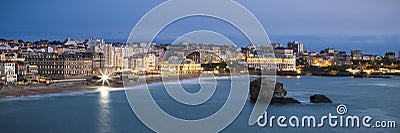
[247,57,296,71]
[351,50,363,60]
[274,47,294,58]
[1,62,17,84]
[24,53,93,79]
[334,51,352,66]
[287,41,304,55]
[384,52,396,60]
[160,59,202,74]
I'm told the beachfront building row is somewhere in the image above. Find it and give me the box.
[247,57,296,71]
[1,37,399,84]
[244,45,297,72]
[23,53,93,79]
[160,59,203,74]
[127,53,160,73]
[1,39,299,84]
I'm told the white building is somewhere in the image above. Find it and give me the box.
[103,43,114,68]
[144,53,159,71]
[351,50,363,60]
[274,47,294,58]
[2,62,17,84]
[160,59,202,74]
[128,53,159,72]
[113,46,125,69]
[247,57,296,72]
[324,48,335,55]
[87,37,105,52]
[362,54,378,61]
[25,64,39,82]
[86,37,105,73]
[128,54,146,72]
[60,38,86,53]
[0,39,10,51]
[301,50,318,57]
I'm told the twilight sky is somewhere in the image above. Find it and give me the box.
[0,0,399,54]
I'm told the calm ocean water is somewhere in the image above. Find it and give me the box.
[0,76,399,133]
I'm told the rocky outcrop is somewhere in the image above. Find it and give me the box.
[249,77,268,101]
[310,94,332,103]
[249,77,300,104]
[271,97,301,104]
[273,82,287,97]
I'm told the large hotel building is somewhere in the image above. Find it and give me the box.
[22,53,93,79]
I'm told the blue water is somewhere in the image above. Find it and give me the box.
[0,76,399,133]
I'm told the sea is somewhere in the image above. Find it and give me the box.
[0,76,399,133]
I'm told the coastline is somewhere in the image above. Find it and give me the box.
[0,84,102,99]
[0,73,225,99]
[1,72,397,99]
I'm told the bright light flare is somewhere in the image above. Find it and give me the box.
[97,69,113,86]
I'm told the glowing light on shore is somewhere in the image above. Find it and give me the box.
[97,69,113,86]
[296,69,302,74]
[98,86,110,97]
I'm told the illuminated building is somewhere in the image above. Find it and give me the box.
[247,57,296,71]
[1,62,17,84]
[160,59,202,74]
[24,53,93,79]
[351,50,363,60]
[312,57,332,67]
[274,47,294,58]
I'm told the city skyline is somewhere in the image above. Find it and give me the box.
[1,36,399,86]
[1,0,400,54]
[1,1,400,133]
[1,36,399,56]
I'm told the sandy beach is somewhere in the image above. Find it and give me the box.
[0,73,230,99]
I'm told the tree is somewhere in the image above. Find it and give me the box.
[18,39,24,43]
[50,40,62,45]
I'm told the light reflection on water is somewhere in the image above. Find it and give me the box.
[97,86,111,133]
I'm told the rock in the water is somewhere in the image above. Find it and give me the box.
[271,97,301,104]
[273,82,287,97]
[249,78,263,101]
[310,94,332,103]
[249,77,299,104]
